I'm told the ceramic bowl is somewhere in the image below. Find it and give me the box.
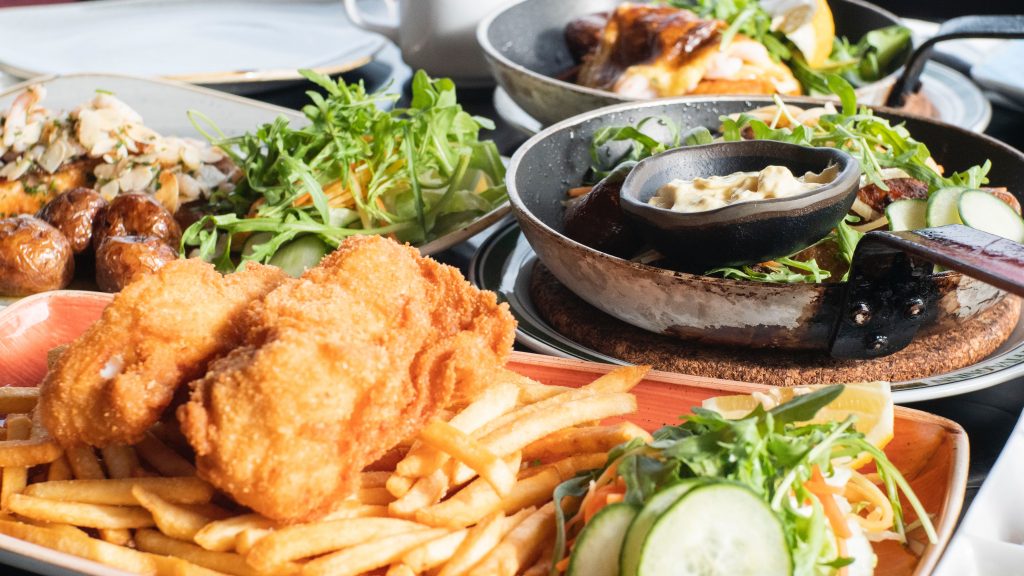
[619,141,860,271]
[477,0,909,127]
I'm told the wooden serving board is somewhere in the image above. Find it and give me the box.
[508,351,969,576]
[531,263,1021,386]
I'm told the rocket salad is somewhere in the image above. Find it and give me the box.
[183,70,507,274]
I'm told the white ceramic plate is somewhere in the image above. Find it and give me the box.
[471,221,1024,403]
[0,0,387,92]
[972,41,1024,108]
[494,61,992,135]
[0,73,509,307]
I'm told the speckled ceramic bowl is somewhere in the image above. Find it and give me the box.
[506,96,1024,350]
[619,141,860,271]
[478,0,909,127]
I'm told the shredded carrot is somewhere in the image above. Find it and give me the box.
[844,470,894,532]
[555,556,570,572]
[806,466,852,576]
[568,186,593,198]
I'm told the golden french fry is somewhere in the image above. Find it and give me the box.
[389,469,448,519]
[133,485,211,541]
[0,437,63,467]
[7,493,153,529]
[101,444,141,479]
[136,529,277,576]
[468,503,556,576]
[417,453,599,529]
[449,393,635,485]
[194,514,276,553]
[1,415,32,509]
[396,383,519,478]
[246,517,429,572]
[491,368,568,405]
[386,474,415,499]
[437,511,505,576]
[0,387,39,414]
[152,555,235,576]
[418,419,516,496]
[415,453,523,529]
[322,502,388,520]
[302,528,449,576]
[0,519,156,573]
[234,528,272,556]
[357,486,395,505]
[386,563,417,576]
[360,470,391,489]
[136,431,197,477]
[65,445,105,480]
[46,455,72,482]
[62,444,131,544]
[400,529,469,572]
[24,477,214,505]
[522,422,651,462]
[519,537,556,576]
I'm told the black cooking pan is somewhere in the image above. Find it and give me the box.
[506,96,1024,358]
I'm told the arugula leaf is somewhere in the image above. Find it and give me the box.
[769,385,844,427]
[183,70,506,270]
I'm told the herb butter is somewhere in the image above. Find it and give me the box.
[649,164,839,213]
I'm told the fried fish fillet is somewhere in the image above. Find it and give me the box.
[38,259,288,447]
[178,235,515,522]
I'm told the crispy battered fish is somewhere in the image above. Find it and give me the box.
[178,236,515,522]
[38,259,288,447]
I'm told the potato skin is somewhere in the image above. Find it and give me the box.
[94,235,179,293]
[36,187,109,254]
[0,216,75,296]
[93,193,182,251]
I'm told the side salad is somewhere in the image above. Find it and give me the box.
[550,384,935,576]
[575,75,1020,283]
[184,70,507,275]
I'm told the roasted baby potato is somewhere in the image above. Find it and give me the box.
[92,194,182,251]
[0,216,74,296]
[94,235,179,293]
[36,187,109,254]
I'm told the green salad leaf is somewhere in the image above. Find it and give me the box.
[552,387,937,576]
[183,70,506,273]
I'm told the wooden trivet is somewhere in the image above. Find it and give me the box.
[530,262,1022,386]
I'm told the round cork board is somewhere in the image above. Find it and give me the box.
[530,263,1022,386]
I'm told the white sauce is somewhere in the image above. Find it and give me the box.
[650,164,839,213]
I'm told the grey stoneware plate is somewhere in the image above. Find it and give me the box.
[0,74,509,307]
[493,61,992,135]
[0,0,388,95]
[470,220,1024,403]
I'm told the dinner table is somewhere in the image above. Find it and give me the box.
[2,3,1024,574]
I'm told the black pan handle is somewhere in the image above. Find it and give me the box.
[829,224,1024,360]
[886,15,1024,108]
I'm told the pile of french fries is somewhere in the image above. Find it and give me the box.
[0,364,650,576]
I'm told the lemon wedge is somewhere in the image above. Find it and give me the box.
[702,381,894,467]
[761,0,836,69]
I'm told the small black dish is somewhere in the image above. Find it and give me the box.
[619,141,861,272]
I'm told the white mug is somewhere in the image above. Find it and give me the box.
[343,0,500,84]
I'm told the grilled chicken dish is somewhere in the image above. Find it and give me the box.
[569,3,801,98]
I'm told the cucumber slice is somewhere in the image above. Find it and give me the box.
[566,503,638,576]
[926,187,967,227]
[269,235,330,277]
[959,190,1024,243]
[620,480,705,576]
[636,483,790,576]
[886,199,927,231]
